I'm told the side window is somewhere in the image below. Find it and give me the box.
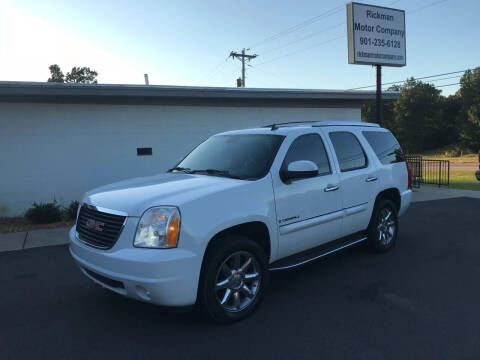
[362,131,404,165]
[282,133,331,176]
[329,132,367,172]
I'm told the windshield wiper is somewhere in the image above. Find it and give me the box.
[168,166,193,174]
[191,169,246,179]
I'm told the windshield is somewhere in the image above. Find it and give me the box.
[173,134,285,180]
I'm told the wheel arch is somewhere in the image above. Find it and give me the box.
[375,187,401,212]
[196,220,272,307]
[203,221,272,262]
[367,187,401,229]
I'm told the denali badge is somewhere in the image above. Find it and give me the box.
[86,219,105,232]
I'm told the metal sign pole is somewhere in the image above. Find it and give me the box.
[376,65,382,126]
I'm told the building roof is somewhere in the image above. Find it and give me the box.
[0,81,400,107]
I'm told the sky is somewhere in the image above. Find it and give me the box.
[1,0,478,95]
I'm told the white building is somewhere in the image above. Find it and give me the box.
[0,81,399,216]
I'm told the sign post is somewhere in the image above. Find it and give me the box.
[376,64,382,125]
[347,2,406,125]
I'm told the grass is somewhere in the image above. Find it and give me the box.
[448,169,480,191]
[423,153,478,163]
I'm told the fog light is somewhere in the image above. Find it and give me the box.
[135,285,151,301]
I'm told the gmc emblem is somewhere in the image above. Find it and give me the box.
[86,219,105,232]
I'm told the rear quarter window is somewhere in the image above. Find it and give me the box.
[362,131,404,165]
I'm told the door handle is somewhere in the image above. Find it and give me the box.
[365,176,378,182]
[324,184,339,192]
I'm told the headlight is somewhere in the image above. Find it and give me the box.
[134,207,181,248]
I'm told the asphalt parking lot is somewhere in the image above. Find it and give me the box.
[1,197,480,360]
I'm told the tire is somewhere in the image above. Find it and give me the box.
[367,198,398,253]
[197,234,269,323]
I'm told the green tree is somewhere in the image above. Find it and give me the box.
[47,64,64,83]
[438,94,461,147]
[65,67,98,84]
[361,99,395,130]
[457,68,480,151]
[392,78,442,153]
[47,65,98,84]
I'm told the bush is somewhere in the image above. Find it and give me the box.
[63,201,80,221]
[25,201,62,224]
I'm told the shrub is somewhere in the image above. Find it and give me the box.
[25,201,62,224]
[63,200,80,221]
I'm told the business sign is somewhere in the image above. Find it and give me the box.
[347,2,406,67]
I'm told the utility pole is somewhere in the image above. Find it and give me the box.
[229,48,258,87]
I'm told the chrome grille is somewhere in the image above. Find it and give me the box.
[76,205,126,249]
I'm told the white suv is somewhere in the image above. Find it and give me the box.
[69,121,412,322]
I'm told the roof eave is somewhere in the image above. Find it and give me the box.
[0,81,401,104]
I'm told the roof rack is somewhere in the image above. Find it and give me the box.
[264,121,319,130]
[264,121,380,131]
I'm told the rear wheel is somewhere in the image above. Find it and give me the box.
[367,198,398,253]
[197,235,269,323]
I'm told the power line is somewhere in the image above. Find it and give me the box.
[425,75,463,83]
[408,0,449,14]
[248,4,344,50]
[348,69,469,90]
[254,35,345,67]
[249,66,301,87]
[261,22,345,56]
[198,57,230,85]
[435,82,460,88]
[249,0,403,52]
[252,0,449,69]
[249,0,402,51]
[214,0,449,87]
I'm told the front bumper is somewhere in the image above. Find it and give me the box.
[69,225,201,306]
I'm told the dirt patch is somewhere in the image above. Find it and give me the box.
[0,217,74,234]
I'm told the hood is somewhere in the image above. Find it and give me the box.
[83,173,246,216]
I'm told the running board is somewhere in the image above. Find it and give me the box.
[269,232,367,271]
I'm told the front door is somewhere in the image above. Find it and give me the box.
[272,132,343,259]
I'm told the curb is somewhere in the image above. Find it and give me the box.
[0,227,70,253]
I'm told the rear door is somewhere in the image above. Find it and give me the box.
[272,132,342,259]
[323,128,379,237]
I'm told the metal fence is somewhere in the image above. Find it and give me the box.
[404,155,450,187]
[404,155,422,188]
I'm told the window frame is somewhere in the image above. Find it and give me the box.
[280,133,332,182]
[328,131,369,173]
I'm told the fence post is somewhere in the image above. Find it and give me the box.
[438,161,442,188]
[447,161,450,186]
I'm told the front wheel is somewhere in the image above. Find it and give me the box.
[367,198,398,253]
[197,235,269,323]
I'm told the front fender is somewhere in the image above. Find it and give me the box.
[178,175,278,263]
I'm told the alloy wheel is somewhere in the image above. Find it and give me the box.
[377,208,396,246]
[215,251,261,312]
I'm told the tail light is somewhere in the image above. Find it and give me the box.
[406,162,412,189]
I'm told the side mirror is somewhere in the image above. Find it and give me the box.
[475,170,480,181]
[282,160,318,182]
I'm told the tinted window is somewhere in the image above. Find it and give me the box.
[282,134,330,176]
[363,131,404,165]
[329,132,367,172]
[176,134,284,180]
